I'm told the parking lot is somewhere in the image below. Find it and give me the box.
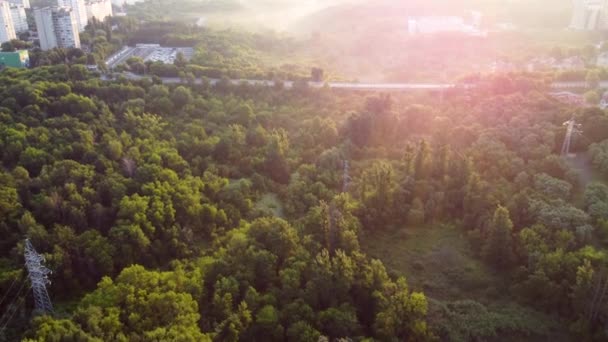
[105,44,194,69]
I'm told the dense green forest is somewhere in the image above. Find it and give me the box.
[119,0,593,82]
[1,65,608,341]
[25,17,318,81]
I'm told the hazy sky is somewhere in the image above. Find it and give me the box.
[236,0,361,31]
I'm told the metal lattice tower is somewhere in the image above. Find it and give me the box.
[24,239,53,314]
[342,160,351,193]
[561,118,582,157]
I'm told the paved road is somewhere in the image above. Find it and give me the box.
[104,72,459,90]
[103,72,599,91]
[552,81,608,89]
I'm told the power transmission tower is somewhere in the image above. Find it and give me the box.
[326,202,343,257]
[342,160,351,193]
[561,118,582,157]
[24,239,53,314]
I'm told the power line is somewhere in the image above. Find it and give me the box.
[0,280,28,331]
[0,279,27,325]
[0,275,19,307]
[0,292,27,335]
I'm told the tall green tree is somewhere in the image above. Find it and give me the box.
[482,206,515,269]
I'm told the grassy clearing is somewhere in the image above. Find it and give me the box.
[360,223,572,341]
[566,152,608,207]
[361,223,502,301]
[255,193,285,218]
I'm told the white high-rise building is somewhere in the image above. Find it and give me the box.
[7,0,29,9]
[0,2,16,43]
[57,0,87,31]
[85,0,112,22]
[570,0,608,30]
[34,7,80,50]
[10,4,27,33]
[34,7,56,50]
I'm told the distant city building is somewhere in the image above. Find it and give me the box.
[7,0,29,9]
[110,0,142,6]
[550,91,585,106]
[0,49,28,67]
[85,0,112,22]
[598,51,608,66]
[408,12,486,36]
[601,90,608,109]
[570,0,608,30]
[557,56,586,70]
[490,60,517,73]
[527,56,586,72]
[10,4,27,33]
[0,1,16,43]
[34,6,80,50]
[57,0,87,31]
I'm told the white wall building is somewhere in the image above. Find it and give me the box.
[408,14,485,36]
[85,0,112,22]
[10,4,27,33]
[57,0,87,31]
[110,0,143,7]
[7,0,29,9]
[34,6,80,50]
[0,1,16,44]
[598,51,608,66]
[53,7,80,48]
[570,0,608,30]
[34,7,57,50]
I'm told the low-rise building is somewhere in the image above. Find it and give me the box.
[408,12,486,36]
[550,91,585,106]
[0,49,29,68]
[110,0,142,6]
[490,60,517,73]
[556,56,586,70]
[527,56,586,71]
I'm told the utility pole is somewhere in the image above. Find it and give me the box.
[24,239,53,314]
[561,118,582,157]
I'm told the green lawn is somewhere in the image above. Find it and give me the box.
[361,223,502,301]
[255,193,285,218]
[360,223,572,341]
[566,152,608,208]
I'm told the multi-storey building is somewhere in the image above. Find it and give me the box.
[570,0,608,30]
[110,0,142,6]
[7,0,29,9]
[10,4,27,33]
[57,0,87,31]
[85,0,112,22]
[0,1,16,43]
[34,6,80,50]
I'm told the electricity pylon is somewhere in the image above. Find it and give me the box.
[24,239,53,314]
[561,118,582,157]
[342,160,350,193]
